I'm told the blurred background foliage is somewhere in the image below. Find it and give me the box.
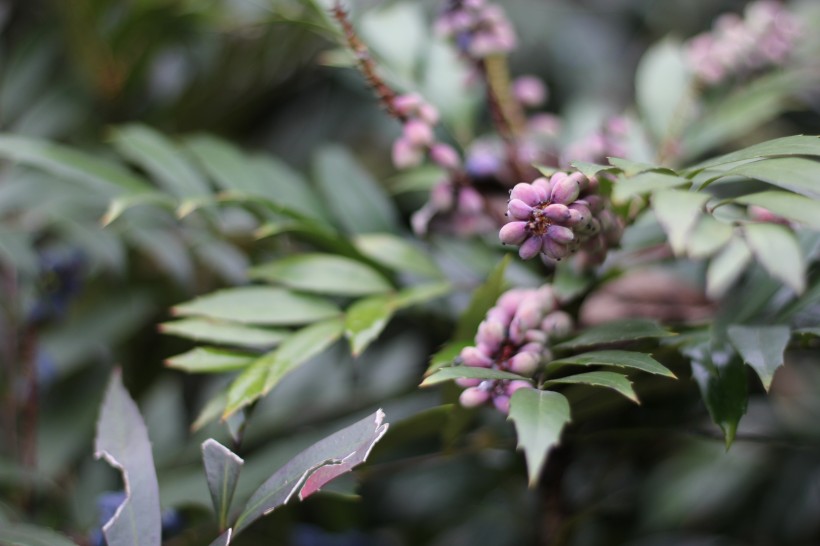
[1,0,820,545]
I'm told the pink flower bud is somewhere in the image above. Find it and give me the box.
[393,93,422,116]
[542,203,571,222]
[581,195,604,213]
[460,387,490,408]
[542,238,571,261]
[477,319,506,350]
[430,181,455,210]
[507,380,533,396]
[493,394,511,414]
[510,182,542,206]
[486,307,511,325]
[567,171,590,192]
[518,235,543,260]
[392,137,423,169]
[429,143,461,169]
[532,176,553,197]
[456,377,481,388]
[568,203,591,225]
[550,176,581,205]
[507,199,533,220]
[497,289,529,314]
[541,311,574,339]
[458,187,484,214]
[525,329,548,344]
[512,75,547,107]
[418,103,440,125]
[546,225,574,245]
[512,300,543,332]
[460,346,493,367]
[499,221,529,245]
[520,341,543,354]
[403,119,434,146]
[509,351,540,375]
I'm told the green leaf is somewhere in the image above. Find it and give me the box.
[393,281,451,308]
[733,191,820,230]
[313,146,399,234]
[420,366,530,387]
[344,296,394,357]
[173,287,340,326]
[160,319,288,348]
[110,124,210,198]
[690,135,820,171]
[546,371,639,403]
[795,327,820,337]
[425,340,472,376]
[360,2,426,80]
[184,135,271,197]
[202,439,244,532]
[251,155,329,224]
[165,348,255,374]
[249,254,393,296]
[612,172,691,203]
[209,531,232,546]
[686,216,734,258]
[689,346,748,448]
[743,223,805,293]
[94,369,161,546]
[555,319,675,349]
[635,38,692,141]
[0,523,80,546]
[353,233,442,278]
[607,157,662,176]
[233,410,388,534]
[552,261,593,302]
[224,318,344,417]
[192,393,228,432]
[0,134,151,194]
[453,255,510,341]
[720,158,820,200]
[652,189,709,255]
[508,389,571,486]
[727,325,791,391]
[549,350,676,378]
[706,238,752,298]
[569,161,613,179]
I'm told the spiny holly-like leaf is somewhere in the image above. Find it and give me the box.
[202,439,244,532]
[172,287,340,326]
[249,254,393,297]
[453,255,510,341]
[743,223,806,294]
[727,325,791,391]
[734,191,820,230]
[546,371,639,404]
[652,189,709,255]
[233,410,388,535]
[555,319,675,349]
[549,350,676,378]
[0,523,80,546]
[94,369,161,546]
[160,319,288,348]
[508,389,571,487]
[420,366,530,387]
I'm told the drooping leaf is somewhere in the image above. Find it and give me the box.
[549,350,676,378]
[249,254,393,296]
[344,296,394,357]
[727,325,791,391]
[686,216,734,258]
[0,523,80,546]
[420,366,530,387]
[233,410,388,534]
[160,319,288,348]
[251,155,329,223]
[110,124,210,198]
[635,38,692,141]
[453,255,510,341]
[94,369,161,546]
[720,157,820,200]
[508,389,571,486]
[202,439,244,532]
[612,172,691,203]
[743,223,805,293]
[652,189,709,255]
[690,135,820,171]
[353,233,442,278]
[173,287,340,326]
[555,319,675,350]
[546,371,639,403]
[184,135,272,197]
[165,348,255,374]
[733,191,820,230]
[706,238,752,299]
[223,318,344,417]
[313,146,399,234]
[689,345,748,448]
[101,192,178,226]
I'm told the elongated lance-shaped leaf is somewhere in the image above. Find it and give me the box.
[94,369,161,546]
[208,530,232,546]
[508,389,571,487]
[160,319,288,348]
[420,366,531,387]
[556,319,676,350]
[690,135,820,171]
[249,253,393,296]
[202,440,244,532]
[166,348,255,374]
[233,410,389,535]
[652,189,709,255]
[727,325,791,391]
[546,371,639,404]
[743,223,805,294]
[549,350,676,378]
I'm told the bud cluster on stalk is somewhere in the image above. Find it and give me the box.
[391,93,461,171]
[457,285,573,414]
[685,0,800,85]
[499,171,623,265]
[435,0,517,60]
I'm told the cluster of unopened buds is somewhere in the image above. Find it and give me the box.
[685,0,800,85]
[560,116,630,167]
[391,93,461,171]
[411,180,495,236]
[499,171,623,265]
[435,0,517,59]
[457,285,573,413]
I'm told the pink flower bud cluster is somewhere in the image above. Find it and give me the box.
[685,0,800,85]
[436,0,517,59]
[457,285,573,413]
[499,171,623,264]
[391,93,461,171]
[411,180,495,236]
[560,116,630,168]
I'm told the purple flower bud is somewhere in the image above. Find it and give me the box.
[541,311,574,338]
[581,195,604,213]
[486,307,511,324]
[542,238,571,261]
[568,203,591,225]
[532,177,553,198]
[520,341,543,354]
[510,182,541,206]
[519,235,543,260]
[418,103,440,125]
[477,319,506,350]
[567,171,590,192]
[546,225,575,245]
[509,351,540,375]
[525,329,548,344]
[429,143,461,169]
[550,176,581,205]
[403,119,434,146]
[493,394,511,414]
[456,377,481,388]
[460,346,493,367]
[512,75,547,107]
[542,203,571,222]
[577,218,601,236]
[507,199,533,220]
[393,93,422,116]
[460,387,490,408]
[497,289,529,315]
[430,181,455,210]
[507,380,533,396]
[458,187,484,214]
[528,113,561,137]
[392,137,423,169]
[512,299,543,332]
[499,221,529,245]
